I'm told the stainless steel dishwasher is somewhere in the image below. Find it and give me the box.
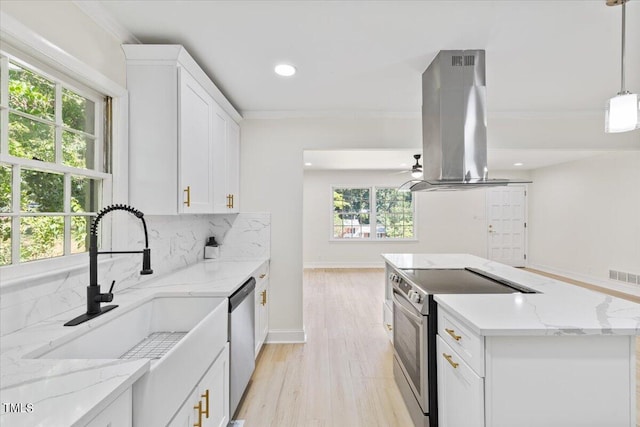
[229,276,256,418]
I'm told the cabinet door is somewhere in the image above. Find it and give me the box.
[85,388,132,427]
[211,106,228,213]
[179,68,214,213]
[254,278,269,357]
[437,337,484,427]
[199,343,230,427]
[166,388,198,427]
[383,301,393,343]
[226,119,240,213]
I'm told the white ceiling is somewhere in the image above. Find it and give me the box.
[89,0,640,170]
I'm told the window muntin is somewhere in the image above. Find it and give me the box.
[375,187,414,239]
[0,52,110,267]
[333,188,370,239]
[332,186,415,240]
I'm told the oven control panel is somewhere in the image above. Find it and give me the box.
[394,276,424,305]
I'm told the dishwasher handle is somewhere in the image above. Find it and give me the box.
[229,277,256,311]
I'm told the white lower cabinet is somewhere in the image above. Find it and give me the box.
[168,343,230,427]
[254,263,270,357]
[437,307,636,427]
[85,388,132,427]
[437,337,484,427]
[382,301,393,342]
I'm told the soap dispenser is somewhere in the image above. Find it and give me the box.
[204,236,219,259]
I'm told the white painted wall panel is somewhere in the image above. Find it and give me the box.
[529,151,640,290]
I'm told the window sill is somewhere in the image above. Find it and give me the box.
[1,254,123,292]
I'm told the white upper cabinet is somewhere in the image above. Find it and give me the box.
[123,45,241,215]
[179,68,215,213]
[211,106,240,213]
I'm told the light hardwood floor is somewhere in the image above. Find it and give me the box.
[236,268,640,427]
[235,268,413,427]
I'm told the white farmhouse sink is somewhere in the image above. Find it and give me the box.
[31,296,229,426]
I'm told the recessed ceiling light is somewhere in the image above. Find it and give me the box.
[304,162,312,166]
[513,162,524,166]
[275,64,296,77]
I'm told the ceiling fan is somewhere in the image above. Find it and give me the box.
[392,154,422,178]
[410,154,423,178]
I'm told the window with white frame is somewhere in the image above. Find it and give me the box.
[0,51,111,267]
[332,186,415,240]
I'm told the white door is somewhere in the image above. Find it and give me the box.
[486,185,527,267]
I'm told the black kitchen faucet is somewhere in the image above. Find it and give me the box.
[64,204,153,326]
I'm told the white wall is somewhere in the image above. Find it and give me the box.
[0,1,126,87]
[303,169,486,267]
[528,151,640,294]
[240,116,421,341]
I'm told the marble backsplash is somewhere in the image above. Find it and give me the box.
[0,212,270,336]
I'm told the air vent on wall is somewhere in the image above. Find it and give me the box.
[609,269,639,285]
[451,55,475,67]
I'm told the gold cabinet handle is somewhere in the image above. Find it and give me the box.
[230,194,234,209]
[226,194,232,209]
[261,289,267,306]
[193,400,203,427]
[201,389,209,418]
[386,323,393,331]
[184,186,191,207]
[259,273,266,279]
[443,353,459,369]
[445,328,462,341]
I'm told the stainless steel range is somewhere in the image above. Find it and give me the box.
[389,267,536,427]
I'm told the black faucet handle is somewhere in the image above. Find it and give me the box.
[140,248,153,275]
[94,280,115,303]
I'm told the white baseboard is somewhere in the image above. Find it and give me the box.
[528,263,640,298]
[303,261,384,269]
[265,328,307,344]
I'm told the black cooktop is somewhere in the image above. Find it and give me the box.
[401,268,534,295]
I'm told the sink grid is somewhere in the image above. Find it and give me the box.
[119,332,188,359]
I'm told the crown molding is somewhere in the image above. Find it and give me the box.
[242,110,421,120]
[72,0,140,44]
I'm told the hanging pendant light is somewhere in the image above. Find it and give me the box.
[605,0,640,133]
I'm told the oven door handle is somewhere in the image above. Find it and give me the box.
[392,292,423,324]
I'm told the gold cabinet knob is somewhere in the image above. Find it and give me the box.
[386,323,393,331]
[193,400,203,427]
[184,186,191,207]
[445,328,462,341]
[201,389,209,418]
[443,353,459,369]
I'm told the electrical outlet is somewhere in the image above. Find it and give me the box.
[609,270,617,280]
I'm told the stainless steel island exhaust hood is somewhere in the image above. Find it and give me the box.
[408,50,530,191]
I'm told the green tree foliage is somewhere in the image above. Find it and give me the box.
[1,62,99,265]
[332,187,413,239]
[375,188,413,239]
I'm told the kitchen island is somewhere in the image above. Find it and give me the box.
[383,253,640,427]
[0,258,268,427]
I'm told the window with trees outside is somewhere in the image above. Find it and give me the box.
[332,187,415,240]
[0,52,111,267]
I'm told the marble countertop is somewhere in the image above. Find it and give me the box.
[0,257,268,427]
[382,253,640,336]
